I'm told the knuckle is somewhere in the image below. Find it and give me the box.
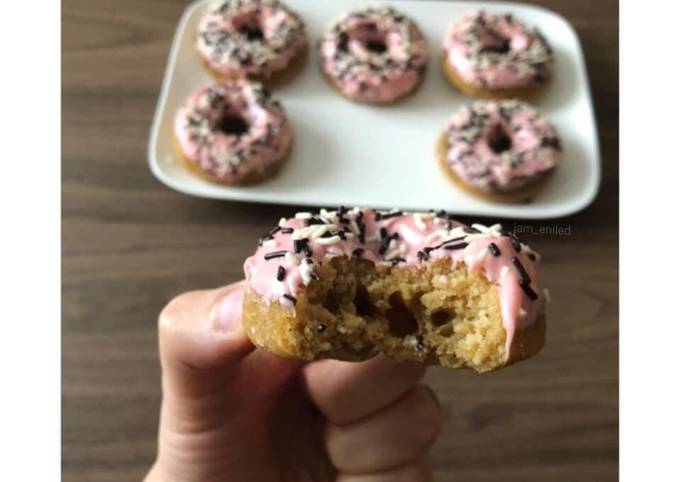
[158,290,204,332]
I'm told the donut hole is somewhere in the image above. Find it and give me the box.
[488,124,513,154]
[217,110,250,136]
[365,37,387,54]
[386,292,418,337]
[353,22,388,54]
[479,28,512,54]
[480,37,511,54]
[233,14,265,42]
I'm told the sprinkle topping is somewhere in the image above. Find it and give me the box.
[244,208,546,354]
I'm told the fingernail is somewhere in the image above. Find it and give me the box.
[211,282,245,332]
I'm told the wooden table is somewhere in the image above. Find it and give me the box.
[63,1,618,480]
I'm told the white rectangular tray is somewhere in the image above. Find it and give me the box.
[149,0,600,219]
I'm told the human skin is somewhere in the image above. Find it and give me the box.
[144,280,441,482]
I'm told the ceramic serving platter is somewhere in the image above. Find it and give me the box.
[148,0,600,219]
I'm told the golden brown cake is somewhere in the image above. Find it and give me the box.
[243,208,548,373]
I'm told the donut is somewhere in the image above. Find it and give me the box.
[442,11,554,99]
[437,100,561,203]
[319,7,429,104]
[196,0,307,81]
[174,80,292,185]
[243,208,548,373]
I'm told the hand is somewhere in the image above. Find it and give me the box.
[145,281,441,482]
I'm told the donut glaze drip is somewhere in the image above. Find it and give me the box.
[244,208,547,356]
[442,11,553,90]
[443,100,561,192]
[319,7,429,103]
[197,0,307,78]
[175,80,292,184]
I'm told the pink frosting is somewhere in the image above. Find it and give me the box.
[244,208,547,356]
[442,11,553,90]
[174,80,292,184]
[443,100,561,193]
[319,7,428,103]
[197,0,307,78]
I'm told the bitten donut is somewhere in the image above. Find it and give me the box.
[437,100,561,203]
[174,80,292,185]
[442,11,553,99]
[319,7,429,104]
[243,208,548,373]
[196,0,307,80]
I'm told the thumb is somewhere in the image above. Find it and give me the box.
[157,280,254,399]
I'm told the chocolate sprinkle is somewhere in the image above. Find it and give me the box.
[417,250,429,262]
[316,323,326,333]
[488,242,501,257]
[276,266,286,281]
[527,252,537,261]
[282,294,297,305]
[511,256,531,284]
[264,250,287,260]
[358,221,366,244]
[443,242,468,251]
[353,248,365,257]
[280,227,294,234]
[375,210,403,221]
[520,282,538,301]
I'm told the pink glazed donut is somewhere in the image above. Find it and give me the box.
[174,80,292,185]
[442,11,554,99]
[319,7,429,104]
[437,100,561,203]
[196,0,307,80]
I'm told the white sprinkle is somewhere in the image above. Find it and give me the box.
[413,212,433,230]
[315,235,342,245]
[278,217,287,227]
[299,259,316,285]
[285,252,300,265]
[384,248,401,261]
[310,225,330,239]
[463,233,495,243]
[543,289,551,304]
[262,239,278,248]
[349,219,360,235]
[519,308,528,319]
[500,266,509,278]
[293,226,317,240]
[471,223,503,236]
[295,212,312,219]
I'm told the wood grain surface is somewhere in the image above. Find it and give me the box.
[62,1,619,480]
